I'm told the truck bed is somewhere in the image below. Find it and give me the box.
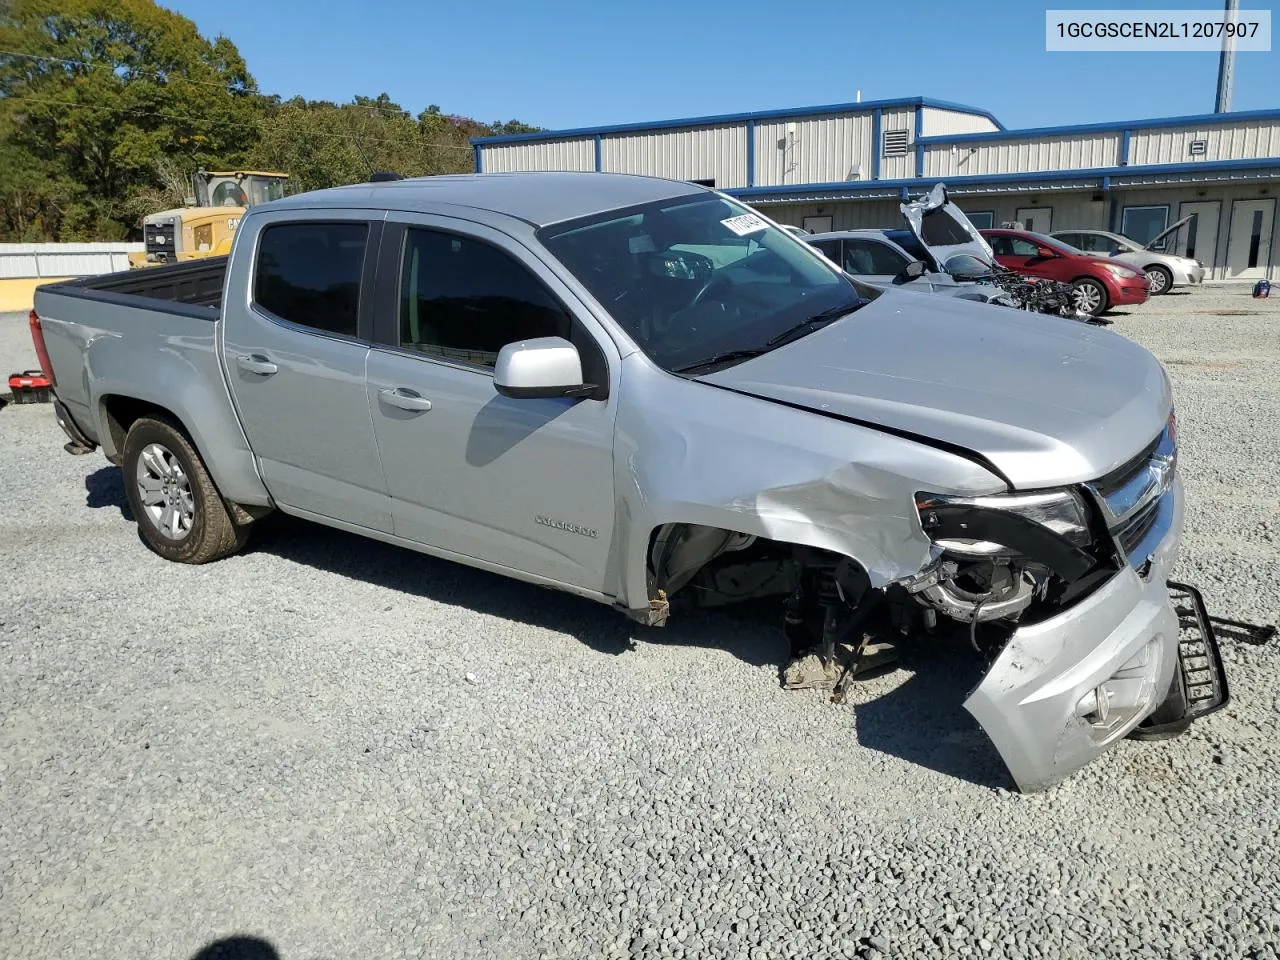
[45,256,226,320]
[32,258,231,459]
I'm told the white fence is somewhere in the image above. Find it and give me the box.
[0,242,143,279]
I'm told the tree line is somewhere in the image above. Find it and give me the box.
[0,0,540,241]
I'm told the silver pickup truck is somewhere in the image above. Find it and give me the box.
[30,172,1221,791]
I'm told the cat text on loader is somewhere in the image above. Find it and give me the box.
[128,170,289,268]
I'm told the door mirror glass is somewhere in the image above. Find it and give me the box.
[494,337,591,399]
[1036,247,1058,259]
[894,260,928,283]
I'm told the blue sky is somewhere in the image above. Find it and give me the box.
[166,0,1278,131]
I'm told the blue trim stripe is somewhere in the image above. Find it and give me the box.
[474,144,482,173]
[469,96,1003,145]
[917,107,1280,147]
[1120,129,1132,166]
[746,119,756,187]
[725,157,1280,200]
[594,134,602,172]
[871,108,882,181]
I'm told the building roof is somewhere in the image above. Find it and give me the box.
[264,172,704,227]
[470,96,1005,145]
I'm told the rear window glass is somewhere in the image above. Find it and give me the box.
[920,209,973,246]
[254,222,368,337]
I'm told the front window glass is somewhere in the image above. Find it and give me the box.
[538,194,875,373]
[843,239,910,275]
[399,228,571,369]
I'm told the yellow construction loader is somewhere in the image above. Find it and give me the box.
[128,170,289,268]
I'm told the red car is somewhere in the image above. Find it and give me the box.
[980,228,1150,317]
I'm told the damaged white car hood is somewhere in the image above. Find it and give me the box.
[701,292,1172,489]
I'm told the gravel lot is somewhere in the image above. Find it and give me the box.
[2,287,1278,960]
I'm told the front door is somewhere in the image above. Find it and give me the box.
[1175,202,1221,273]
[1225,198,1275,280]
[365,218,619,595]
[1016,207,1053,233]
[222,213,393,532]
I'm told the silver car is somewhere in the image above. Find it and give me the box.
[806,229,1014,304]
[1051,220,1206,295]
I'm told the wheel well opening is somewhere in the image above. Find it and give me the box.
[100,397,196,462]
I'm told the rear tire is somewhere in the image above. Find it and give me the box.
[121,415,249,564]
[1144,264,1172,295]
[1071,278,1109,317]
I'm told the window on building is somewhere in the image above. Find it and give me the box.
[843,238,911,276]
[399,228,575,369]
[965,211,995,230]
[1120,206,1170,246]
[254,221,368,337]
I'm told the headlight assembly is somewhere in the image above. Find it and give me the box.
[915,489,1093,560]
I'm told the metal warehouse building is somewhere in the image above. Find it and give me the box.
[471,96,1279,282]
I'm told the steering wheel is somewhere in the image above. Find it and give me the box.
[688,265,728,309]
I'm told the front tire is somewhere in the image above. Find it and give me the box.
[1144,264,1173,295]
[121,415,248,564]
[1071,278,1109,317]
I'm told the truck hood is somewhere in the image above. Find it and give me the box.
[700,293,1171,489]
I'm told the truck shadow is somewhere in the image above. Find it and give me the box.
[848,647,1014,790]
[85,465,133,520]
[188,936,279,960]
[83,465,1009,788]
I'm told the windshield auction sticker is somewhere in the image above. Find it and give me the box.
[721,213,769,236]
[1047,9,1271,50]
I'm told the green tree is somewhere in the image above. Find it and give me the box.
[0,0,263,239]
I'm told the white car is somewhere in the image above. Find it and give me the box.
[1051,220,1205,295]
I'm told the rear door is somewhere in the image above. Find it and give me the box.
[364,215,620,594]
[221,210,393,532]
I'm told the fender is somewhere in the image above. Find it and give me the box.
[85,334,271,507]
[608,356,1008,613]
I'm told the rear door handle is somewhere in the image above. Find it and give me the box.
[380,387,432,412]
[236,354,278,376]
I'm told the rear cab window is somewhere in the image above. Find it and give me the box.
[253,221,369,338]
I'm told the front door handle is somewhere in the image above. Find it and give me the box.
[380,387,433,412]
[236,354,278,376]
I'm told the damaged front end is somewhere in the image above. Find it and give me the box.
[648,414,1218,792]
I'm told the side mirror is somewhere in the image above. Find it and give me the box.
[1035,247,1059,259]
[894,260,928,284]
[494,336,595,400]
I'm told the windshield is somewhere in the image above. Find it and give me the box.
[538,194,876,373]
[944,254,995,279]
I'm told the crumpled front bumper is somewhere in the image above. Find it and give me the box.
[964,477,1185,792]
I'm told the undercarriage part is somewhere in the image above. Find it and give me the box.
[917,563,1036,623]
[650,524,757,597]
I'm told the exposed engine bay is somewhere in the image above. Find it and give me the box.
[646,482,1115,693]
